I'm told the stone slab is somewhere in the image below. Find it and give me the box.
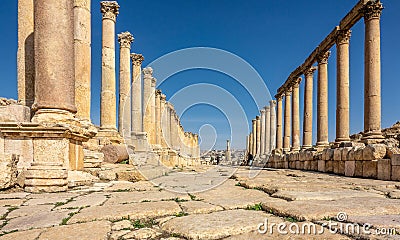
[179,201,224,214]
[38,220,111,240]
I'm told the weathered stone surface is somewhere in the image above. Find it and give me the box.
[7,204,54,219]
[0,192,29,200]
[111,220,133,231]
[108,230,130,240]
[271,189,381,201]
[0,228,43,240]
[69,201,181,223]
[0,104,30,122]
[179,201,224,214]
[0,154,18,189]
[363,144,387,160]
[104,190,189,205]
[55,192,108,209]
[104,181,157,192]
[38,220,111,240]
[122,228,162,240]
[362,160,377,178]
[0,199,24,207]
[391,166,400,181]
[23,192,79,206]
[162,210,272,239]
[101,145,129,164]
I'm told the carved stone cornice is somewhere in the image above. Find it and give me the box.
[100,1,120,22]
[118,32,134,49]
[130,53,144,66]
[304,66,317,77]
[360,1,383,21]
[317,51,331,64]
[336,29,352,45]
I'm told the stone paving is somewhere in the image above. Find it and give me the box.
[0,166,400,239]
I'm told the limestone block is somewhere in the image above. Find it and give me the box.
[311,160,318,171]
[391,154,400,166]
[362,160,377,178]
[333,149,342,161]
[391,166,400,181]
[284,161,289,169]
[101,145,130,164]
[0,154,18,189]
[318,160,325,172]
[295,161,301,169]
[377,159,391,181]
[387,147,400,160]
[0,104,30,122]
[299,161,304,169]
[333,161,339,174]
[69,140,84,171]
[24,164,68,193]
[347,149,355,161]
[338,161,345,175]
[363,144,387,160]
[304,160,310,170]
[325,160,333,173]
[289,161,295,169]
[33,138,69,167]
[345,161,355,177]
[354,161,363,177]
[341,147,352,161]
[354,148,364,161]
[4,137,33,170]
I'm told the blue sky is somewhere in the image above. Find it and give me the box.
[1,0,399,150]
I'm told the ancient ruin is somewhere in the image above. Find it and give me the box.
[246,0,399,181]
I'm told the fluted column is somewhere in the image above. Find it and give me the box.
[118,32,134,137]
[18,0,35,109]
[265,106,271,154]
[256,116,261,157]
[361,1,384,141]
[269,100,277,151]
[74,0,91,121]
[32,0,76,122]
[302,67,316,149]
[131,53,144,133]
[155,90,162,146]
[100,1,119,131]
[291,78,301,151]
[260,109,266,155]
[251,119,256,156]
[276,95,283,151]
[336,30,351,143]
[316,51,330,147]
[283,89,292,152]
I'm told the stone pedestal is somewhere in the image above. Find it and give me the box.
[316,51,330,147]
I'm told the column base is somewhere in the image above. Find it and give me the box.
[301,145,313,150]
[361,130,384,144]
[25,163,68,193]
[32,109,74,124]
[97,129,123,145]
[291,147,300,152]
[131,132,150,152]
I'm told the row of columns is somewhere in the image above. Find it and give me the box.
[247,100,277,158]
[268,0,384,154]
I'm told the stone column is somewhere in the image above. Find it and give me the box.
[269,100,277,151]
[251,119,256,156]
[18,0,35,109]
[74,0,91,121]
[118,32,134,137]
[291,78,301,151]
[361,1,384,141]
[316,51,331,147]
[249,133,253,156]
[302,67,316,149]
[165,102,172,149]
[160,94,168,148]
[226,140,231,162]
[130,53,144,133]
[143,67,156,145]
[283,89,292,152]
[32,0,76,121]
[336,30,351,143]
[155,90,162,146]
[276,95,283,151]
[256,116,261,157]
[260,109,266,156]
[246,135,249,156]
[265,106,271,154]
[100,1,119,131]
[170,109,179,151]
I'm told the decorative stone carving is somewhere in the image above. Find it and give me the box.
[100,1,120,22]
[317,51,331,64]
[336,29,352,45]
[143,67,153,77]
[131,53,144,66]
[360,1,383,21]
[304,66,317,77]
[117,32,134,49]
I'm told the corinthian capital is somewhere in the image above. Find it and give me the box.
[151,77,157,87]
[131,53,144,66]
[143,67,153,79]
[118,32,134,49]
[360,1,384,21]
[336,29,352,45]
[100,1,120,21]
[270,100,277,107]
[317,51,331,64]
[304,66,317,77]
[292,77,301,88]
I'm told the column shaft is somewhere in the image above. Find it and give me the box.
[118,32,134,137]
[260,109,266,155]
[283,90,292,152]
[251,120,256,156]
[336,30,351,143]
[270,100,277,151]
[292,79,301,151]
[18,0,35,108]
[256,116,261,156]
[155,90,162,146]
[265,106,271,154]
[302,67,316,149]
[276,96,283,151]
[131,54,144,133]
[317,51,330,147]
[100,2,119,130]
[74,0,91,121]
